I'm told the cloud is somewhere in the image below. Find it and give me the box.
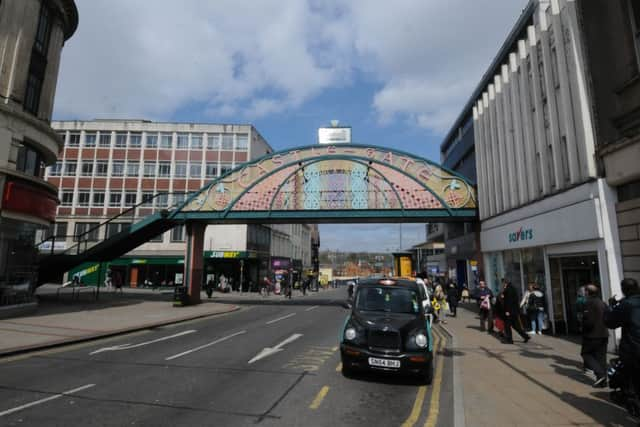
[54,0,528,134]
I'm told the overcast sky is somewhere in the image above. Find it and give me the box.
[53,0,528,252]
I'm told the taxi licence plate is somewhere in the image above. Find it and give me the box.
[368,357,400,368]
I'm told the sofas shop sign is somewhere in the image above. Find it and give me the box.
[508,227,533,243]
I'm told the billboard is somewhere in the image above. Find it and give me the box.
[318,126,351,144]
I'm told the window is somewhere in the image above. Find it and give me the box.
[174,162,187,178]
[158,162,171,177]
[146,134,158,148]
[64,161,77,176]
[84,133,96,147]
[93,192,105,206]
[189,162,202,178]
[124,192,137,206]
[176,133,189,148]
[126,161,139,177]
[191,134,203,149]
[16,143,44,177]
[173,193,186,206]
[74,222,99,242]
[48,162,62,176]
[129,133,142,148]
[220,163,232,175]
[221,134,234,150]
[149,233,164,243]
[171,225,185,242]
[24,3,51,115]
[205,163,217,177]
[112,160,125,177]
[106,223,130,239]
[236,133,249,150]
[115,133,127,148]
[630,0,640,70]
[109,192,122,207]
[60,191,74,206]
[143,161,156,177]
[155,193,169,208]
[80,161,93,176]
[68,133,80,147]
[46,222,67,239]
[207,133,220,149]
[58,132,66,144]
[77,191,90,207]
[141,192,154,206]
[160,133,172,148]
[99,133,111,147]
[95,160,108,176]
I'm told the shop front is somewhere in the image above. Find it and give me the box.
[68,257,185,288]
[480,181,623,337]
[204,250,266,292]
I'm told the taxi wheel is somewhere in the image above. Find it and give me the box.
[342,362,355,378]
[423,359,434,385]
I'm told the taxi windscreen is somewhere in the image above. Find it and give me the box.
[354,287,419,314]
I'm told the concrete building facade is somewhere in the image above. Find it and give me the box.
[472,0,626,337]
[47,120,311,291]
[0,0,78,304]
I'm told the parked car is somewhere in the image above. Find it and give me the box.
[340,277,435,384]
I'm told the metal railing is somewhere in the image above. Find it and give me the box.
[36,192,186,257]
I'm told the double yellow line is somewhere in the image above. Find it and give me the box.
[401,327,446,427]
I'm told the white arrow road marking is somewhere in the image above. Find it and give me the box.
[265,313,296,325]
[89,330,196,355]
[165,330,247,361]
[248,333,303,364]
[0,384,96,417]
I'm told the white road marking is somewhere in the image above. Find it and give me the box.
[248,333,303,364]
[265,313,296,325]
[0,384,96,417]
[165,330,246,360]
[89,330,196,355]
[305,306,319,312]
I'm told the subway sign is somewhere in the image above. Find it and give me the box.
[508,227,533,243]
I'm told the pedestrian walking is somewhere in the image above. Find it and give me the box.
[581,284,609,387]
[501,280,529,344]
[476,281,494,333]
[461,286,471,303]
[521,283,546,335]
[605,278,640,394]
[433,283,447,324]
[447,283,459,317]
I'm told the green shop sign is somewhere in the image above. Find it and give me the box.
[508,227,533,243]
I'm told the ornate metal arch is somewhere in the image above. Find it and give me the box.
[171,144,476,223]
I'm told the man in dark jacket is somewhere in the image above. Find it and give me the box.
[502,280,529,344]
[447,283,459,317]
[605,278,640,395]
[581,284,609,387]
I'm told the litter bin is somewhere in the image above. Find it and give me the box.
[173,286,189,307]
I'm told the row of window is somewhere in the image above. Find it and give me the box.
[48,160,233,178]
[48,222,185,242]
[60,131,249,151]
[59,191,193,208]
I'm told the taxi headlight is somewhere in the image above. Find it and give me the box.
[345,327,357,341]
[415,333,427,348]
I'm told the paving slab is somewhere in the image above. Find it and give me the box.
[443,304,637,427]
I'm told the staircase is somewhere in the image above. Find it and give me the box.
[37,194,182,285]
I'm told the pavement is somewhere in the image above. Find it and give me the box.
[0,286,244,356]
[442,303,637,427]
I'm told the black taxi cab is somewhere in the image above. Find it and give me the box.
[340,277,434,384]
